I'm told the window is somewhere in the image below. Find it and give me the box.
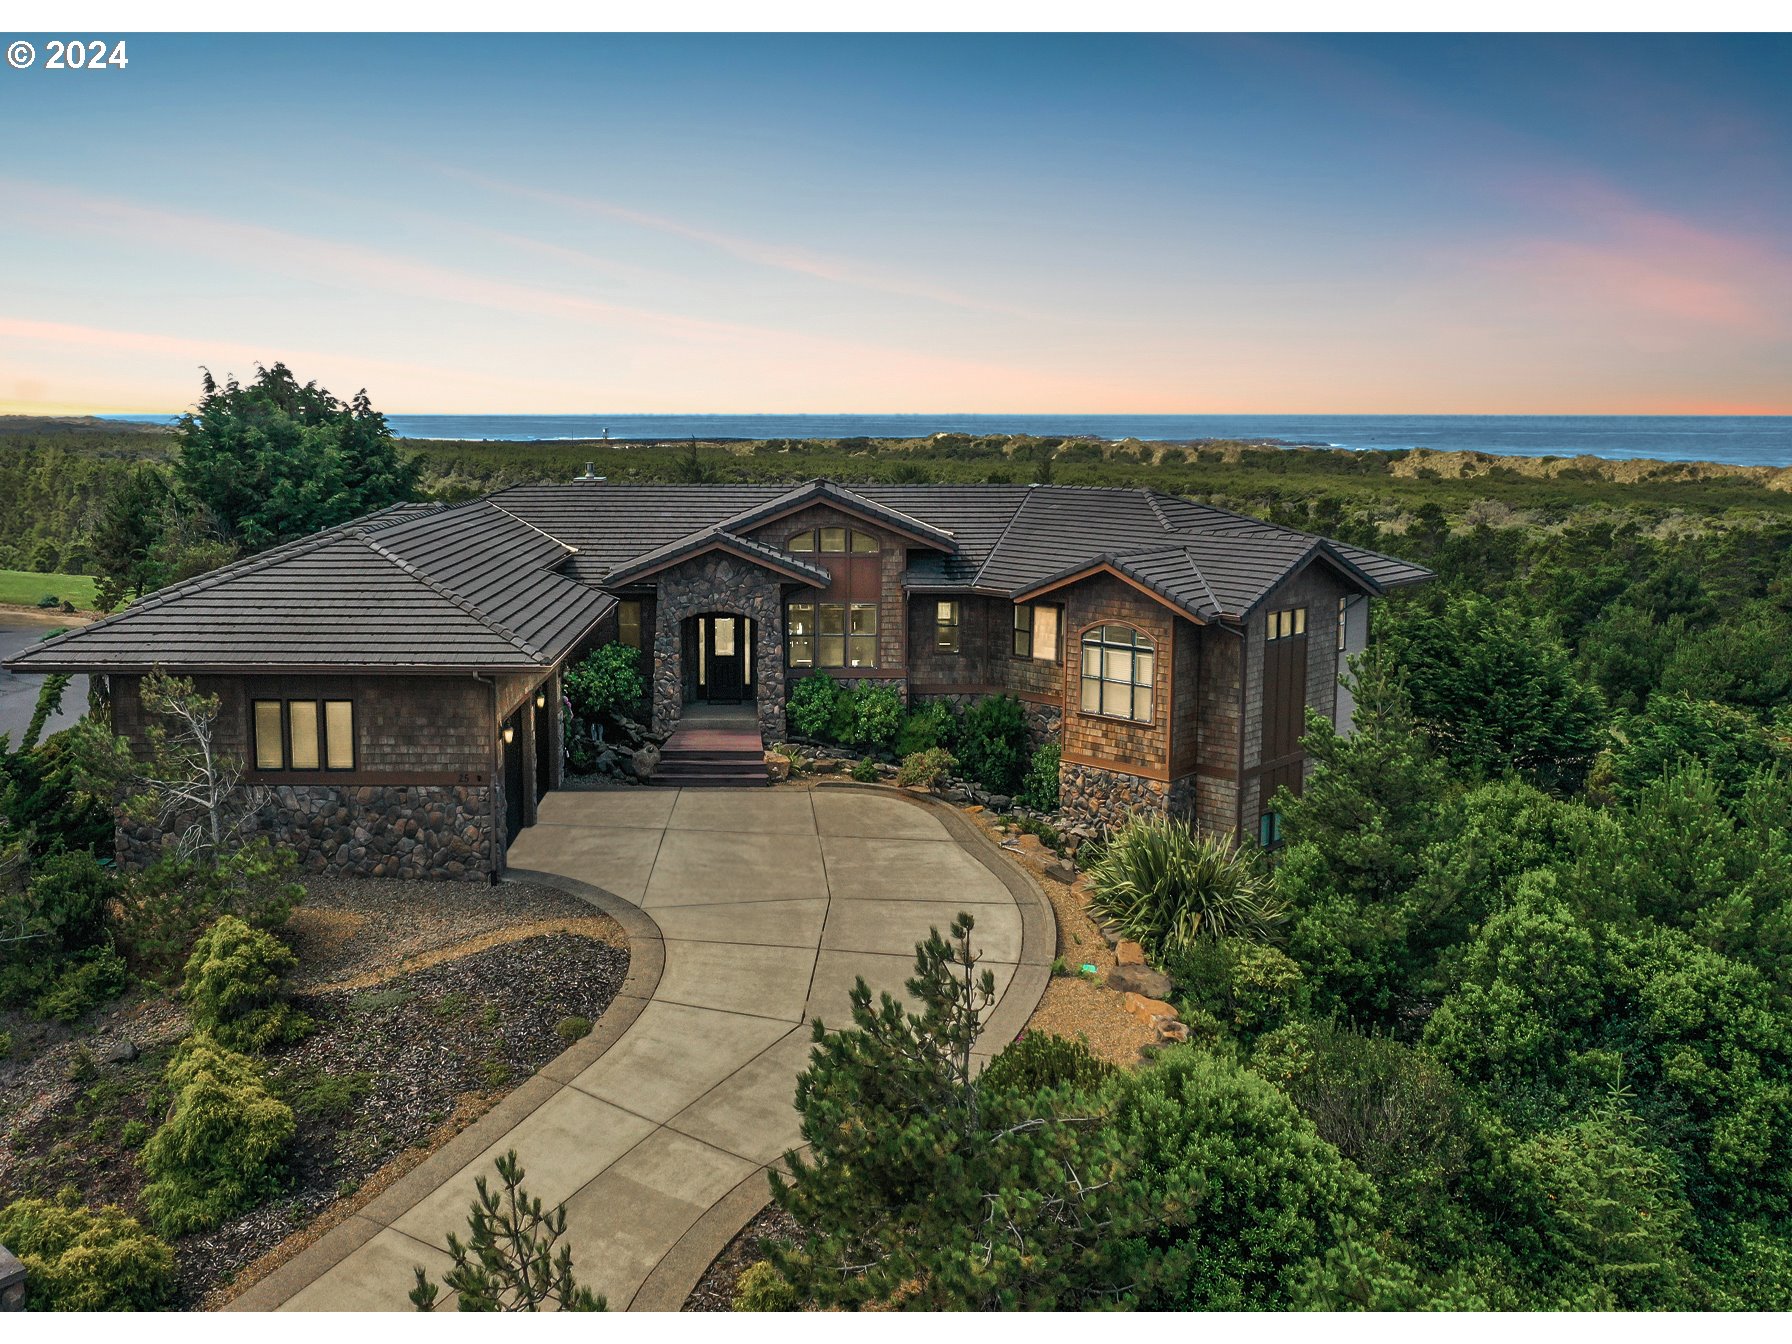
[253,701,284,770]
[1259,810,1284,848]
[1266,606,1307,641]
[788,602,815,666]
[618,600,643,649]
[935,600,961,653]
[288,701,320,769]
[787,601,879,669]
[1013,602,1061,661]
[1080,625,1155,722]
[1337,595,1348,653]
[252,698,355,772]
[788,527,879,556]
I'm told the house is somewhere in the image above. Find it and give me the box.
[3,478,1430,880]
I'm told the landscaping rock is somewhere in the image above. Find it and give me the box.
[96,1038,138,1065]
[1043,858,1076,884]
[630,743,661,781]
[1115,940,1146,967]
[763,752,790,782]
[1156,1019,1191,1044]
[1121,991,1179,1026]
[1108,964,1173,1000]
[0,1244,23,1311]
[987,794,1011,811]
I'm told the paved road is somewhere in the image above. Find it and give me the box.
[0,623,86,747]
[233,786,1052,1312]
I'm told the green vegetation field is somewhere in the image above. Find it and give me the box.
[0,568,99,611]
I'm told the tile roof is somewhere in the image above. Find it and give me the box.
[6,499,610,674]
[4,479,1429,673]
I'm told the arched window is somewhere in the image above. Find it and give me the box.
[1080,624,1155,722]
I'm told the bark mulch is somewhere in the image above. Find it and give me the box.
[684,1201,801,1311]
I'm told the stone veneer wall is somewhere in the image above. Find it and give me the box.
[117,783,500,881]
[1059,761,1169,834]
[651,552,789,740]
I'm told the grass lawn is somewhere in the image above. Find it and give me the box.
[0,568,100,610]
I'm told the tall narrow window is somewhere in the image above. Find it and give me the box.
[618,600,643,648]
[935,600,961,653]
[288,701,321,770]
[1012,603,1033,657]
[848,603,878,667]
[253,701,284,770]
[1266,607,1307,641]
[324,701,355,771]
[788,602,816,666]
[1080,625,1155,722]
[1032,605,1060,662]
[1337,595,1348,653]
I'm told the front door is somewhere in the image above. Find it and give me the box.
[705,615,746,703]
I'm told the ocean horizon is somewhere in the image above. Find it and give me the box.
[101,412,1792,469]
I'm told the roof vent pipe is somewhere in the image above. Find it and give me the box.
[576,462,599,482]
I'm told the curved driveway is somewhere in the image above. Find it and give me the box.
[233,785,1052,1311]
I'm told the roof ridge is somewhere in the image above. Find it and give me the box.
[968,486,1040,590]
[353,529,551,664]
[822,480,958,540]
[486,499,579,553]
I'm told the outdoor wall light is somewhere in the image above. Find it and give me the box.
[535,690,547,709]
[501,725,516,745]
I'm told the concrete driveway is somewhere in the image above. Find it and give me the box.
[233,785,1052,1312]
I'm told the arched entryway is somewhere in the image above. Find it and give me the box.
[681,613,757,706]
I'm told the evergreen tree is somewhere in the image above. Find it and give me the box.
[172,363,418,552]
[90,464,171,610]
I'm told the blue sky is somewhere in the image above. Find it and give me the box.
[2,33,1789,413]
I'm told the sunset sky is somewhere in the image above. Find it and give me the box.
[2,33,1789,415]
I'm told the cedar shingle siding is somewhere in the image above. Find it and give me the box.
[6,479,1428,867]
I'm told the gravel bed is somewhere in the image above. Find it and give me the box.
[286,875,623,988]
[684,1202,801,1311]
[179,931,628,1306]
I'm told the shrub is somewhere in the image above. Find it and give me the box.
[139,1034,295,1235]
[849,685,905,751]
[956,695,1031,794]
[1163,936,1306,1042]
[850,757,880,783]
[116,840,301,982]
[979,1031,1114,1097]
[1088,815,1286,954]
[1114,1048,1379,1309]
[556,1015,593,1043]
[826,684,860,745]
[734,1260,798,1311]
[894,699,956,756]
[1018,742,1061,812]
[120,1119,150,1148]
[23,849,115,954]
[564,644,646,724]
[896,747,957,790]
[279,1067,375,1123]
[787,673,845,740]
[0,1028,11,1058]
[0,1189,175,1311]
[181,915,309,1052]
[33,946,128,1023]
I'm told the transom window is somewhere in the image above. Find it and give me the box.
[787,601,879,668]
[253,698,355,772]
[935,600,961,653]
[1012,603,1061,661]
[1080,625,1155,722]
[1266,606,1307,641]
[787,527,879,555]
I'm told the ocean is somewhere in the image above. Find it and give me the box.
[102,413,1792,468]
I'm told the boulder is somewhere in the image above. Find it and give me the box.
[764,752,791,782]
[1107,964,1173,1000]
[97,1038,138,1065]
[1043,859,1076,884]
[630,743,661,781]
[1115,940,1147,967]
[987,794,1012,811]
[1156,1019,1191,1044]
[1122,991,1178,1026]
